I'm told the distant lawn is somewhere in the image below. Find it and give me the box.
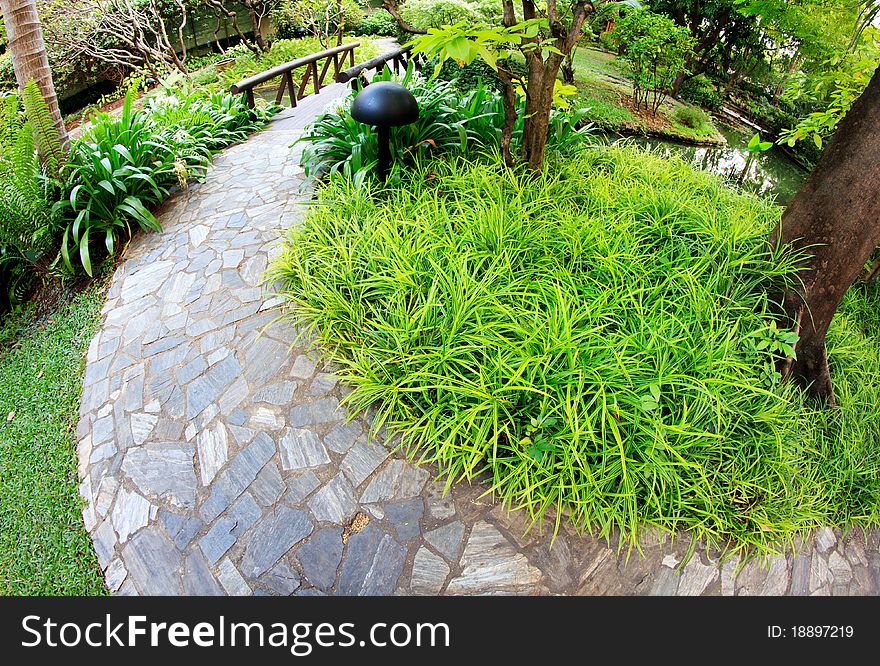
[570,46,627,81]
[0,282,107,595]
[569,46,723,145]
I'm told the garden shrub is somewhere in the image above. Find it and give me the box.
[611,9,694,115]
[672,104,712,133]
[273,146,880,553]
[400,0,480,35]
[298,65,591,183]
[679,74,723,111]
[355,10,399,37]
[435,57,527,93]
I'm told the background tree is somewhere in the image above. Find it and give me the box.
[51,0,191,80]
[0,0,67,154]
[771,66,880,404]
[397,0,597,170]
[610,9,694,115]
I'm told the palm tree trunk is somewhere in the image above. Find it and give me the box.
[1,0,69,154]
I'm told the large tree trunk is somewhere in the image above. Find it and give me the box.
[771,67,880,405]
[0,0,69,155]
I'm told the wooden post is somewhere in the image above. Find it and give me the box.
[275,75,288,105]
[317,56,333,91]
[312,57,321,93]
[285,71,296,107]
[245,89,255,109]
[298,63,312,99]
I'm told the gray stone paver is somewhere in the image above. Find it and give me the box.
[76,80,880,597]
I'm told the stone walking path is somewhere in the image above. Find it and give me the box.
[76,82,880,597]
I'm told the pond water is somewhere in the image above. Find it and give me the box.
[603,123,809,206]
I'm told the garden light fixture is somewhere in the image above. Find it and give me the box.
[350,81,419,182]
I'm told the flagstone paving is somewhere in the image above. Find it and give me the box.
[76,82,880,597]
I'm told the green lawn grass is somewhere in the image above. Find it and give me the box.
[0,282,108,595]
[273,148,880,556]
[569,46,722,144]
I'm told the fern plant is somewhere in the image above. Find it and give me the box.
[0,88,59,268]
[21,80,65,180]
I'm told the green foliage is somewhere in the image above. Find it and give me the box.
[278,0,365,46]
[745,132,774,154]
[55,83,276,276]
[436,56,527,93]
[298,65,506,184]
[779,35,879,149]
[0,280,108,594]
[0,89,60,274]
[401,0,481,32]
[672,104,712,133]
[272,146,880,553]
[679,74,723,111]
[21,81,65,180]
[611,9,695,115]
[355,10,400,37]
[298,65,591,183]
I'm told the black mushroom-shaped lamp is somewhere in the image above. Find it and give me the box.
[351,81,419,181]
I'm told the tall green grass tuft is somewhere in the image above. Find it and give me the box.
[271,146,880,555]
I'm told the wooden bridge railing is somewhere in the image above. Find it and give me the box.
[230,42,359,109]
[336,45,423,89]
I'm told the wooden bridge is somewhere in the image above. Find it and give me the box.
[229,41,422,109]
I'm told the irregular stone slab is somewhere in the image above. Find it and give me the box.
[200,494,262,565]
[92,519,117,570]
[790,548,812,596]
[306,373,338,397]
[120,261,174,303]
[337,524,406,596]
[111,488,152,543]
[649,565,681,596]
[250,462,285,506]
[130,413,158,446]
[290,354,317,379]
[424,483,456,520]
[677,556,718,596]
[186,354,242,419]
[240,506,313,578]
[828,551,853,584]
[122,442,197,509]
[424,521,465,562]
[243,336,290,386]
[325,420,364,455]
[289,398,343,428]
[446,522,544,595]
[122,525,183,595]
[253,381,297,406]
[279,428,330,470]
[308,474,356,524]
[411,547,450,595]
[160,511,202,551]
[260,561,302,596]
[384,498,424,541]
[183,551,224,596]
[286,472,321,504]
[360,460,429,504]
[297,527,344,591]
[217,558,252,596]
[200,433,275,523]
[104,558,128,593]
[814,528,837,553]
[197,422,229,486]
[341,441,387,488]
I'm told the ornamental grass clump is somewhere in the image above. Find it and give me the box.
[271,146,880,555]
